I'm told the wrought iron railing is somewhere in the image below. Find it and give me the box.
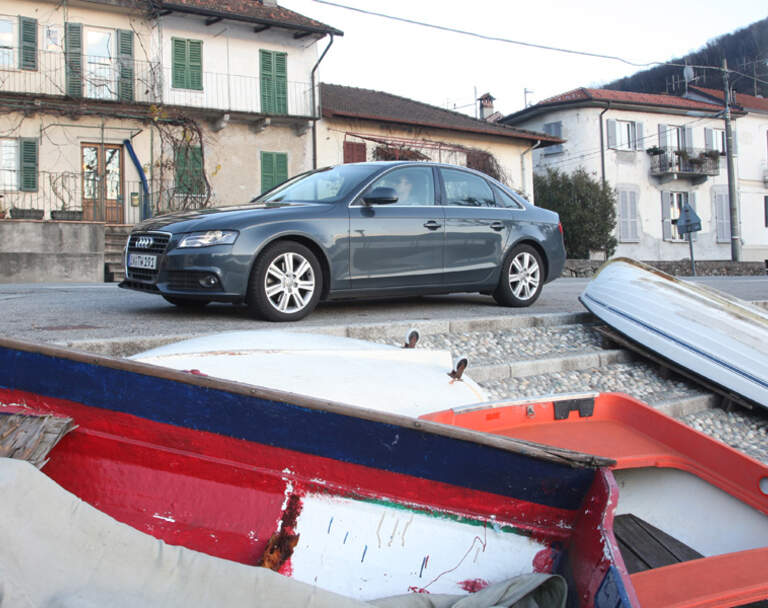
[649,147,721,178]
[0,48,316,117]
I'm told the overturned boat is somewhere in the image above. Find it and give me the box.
[0,336,630,606]
[580,257,768,410]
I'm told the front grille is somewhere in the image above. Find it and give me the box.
[125,231,171,282]
[127,231,171,255]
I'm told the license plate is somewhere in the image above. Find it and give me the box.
[128,253,157,270]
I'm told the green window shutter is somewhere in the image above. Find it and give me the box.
[65,22,82,98]
[260,50,274,114]
[261,151,275,193]
[172,38,188,89]
[19,138,38,192]
[18,16,37,70]
[175,146,203,195]
[188,40,202,91]
[117,29,134,102]
[274,52,287,114]
[275,153,288,184]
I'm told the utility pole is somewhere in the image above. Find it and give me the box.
[722,58,741,261]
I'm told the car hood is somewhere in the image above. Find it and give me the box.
[133,201,331,233]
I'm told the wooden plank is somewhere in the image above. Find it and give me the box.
[614,513,703,574]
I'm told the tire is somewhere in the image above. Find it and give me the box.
[493,244,544,307]
[163,295,210,310]
[247,241,322,322]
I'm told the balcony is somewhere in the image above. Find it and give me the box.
[649,147,721,185]
[0,48,315,118]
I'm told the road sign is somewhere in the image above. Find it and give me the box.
[674,202,702,235]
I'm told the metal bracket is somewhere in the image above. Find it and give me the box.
[553,397,595,420]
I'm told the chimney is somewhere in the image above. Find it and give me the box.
[262,0,278,6]
[478,93,495,120]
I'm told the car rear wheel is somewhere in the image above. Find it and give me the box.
[248,241,322,322]
[493,244,544,307]
[162,296,210,310]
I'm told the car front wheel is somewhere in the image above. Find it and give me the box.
[493,244,544,307]
[248,241,322,322]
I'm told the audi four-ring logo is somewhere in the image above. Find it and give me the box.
[135,236,154,249]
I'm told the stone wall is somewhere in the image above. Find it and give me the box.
[0,221,105,283]
[564,258,766,278]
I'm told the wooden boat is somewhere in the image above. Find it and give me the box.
[579,257,768,410]
[422,392,768,608]
[0,336,633,606]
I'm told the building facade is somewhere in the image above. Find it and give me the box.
[502,88,768,263]
[0,0,341,224]
[317,84,562,202]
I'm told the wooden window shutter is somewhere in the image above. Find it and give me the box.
[715,192,730,243]
[661,191,672,240]
[65,23,82,97]
[117,29,134,101]
[704,128,714,150]
[634,123,643,150]
[188,40,203,91]
[18,16,37,70]
[175,146,203,194]
[629,191,640,241]
[731,128,738,156]
[343,141,366,163]
[618,190,629,241]
[261,151,275,193]
[275,153,288,185]
[172,38,188,89]
[19,138,38,192]
[683,127,694,153]
[606,119,617,148]
[260,50,274,114]
[274,52,287,114]
[658,124,667,149]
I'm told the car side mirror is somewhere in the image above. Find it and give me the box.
[363,187,398,205]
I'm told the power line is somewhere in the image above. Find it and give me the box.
[312,1,768,86]
[312,0,664,68]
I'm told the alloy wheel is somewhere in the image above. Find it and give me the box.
[264,252,316,313]
[508,251,540,301]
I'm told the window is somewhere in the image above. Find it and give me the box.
[260,49,287,115]
[661,191,697,241]
[0,139,17,190]
[714,190,731,243]
[542,121,563,154]
[175,146,204,195]
[343,141,366,163]
[439,168,494,207]
[617,189,640,242]
[492,185,524,209]
[0,18,13,67]
[366,166,435,206]
[608,120,643,151]
[261,151,288,193]
[172,38,202,91]
[85,28,113,99]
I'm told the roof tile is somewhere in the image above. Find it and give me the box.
[537,87,722,112]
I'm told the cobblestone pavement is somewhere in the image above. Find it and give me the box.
[375,325,768,466]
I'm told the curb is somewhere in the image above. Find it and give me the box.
[653,393,718,417]
[469,349,633,382]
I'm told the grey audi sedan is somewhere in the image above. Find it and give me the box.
[120,162,565,321]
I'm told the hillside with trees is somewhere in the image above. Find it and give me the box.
[603,17,768,97]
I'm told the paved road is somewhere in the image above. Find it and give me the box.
[1,275,767,344]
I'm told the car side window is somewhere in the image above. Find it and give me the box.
[440,169,495,207]
[365,166,436,206]
[493,186,524,209]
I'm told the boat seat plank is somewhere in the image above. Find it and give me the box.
[614,513,703,574]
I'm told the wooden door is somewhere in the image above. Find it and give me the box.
[81,143,124,222]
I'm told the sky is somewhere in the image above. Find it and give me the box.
[281,0,768,118]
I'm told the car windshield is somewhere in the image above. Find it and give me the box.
[255,165,377,204]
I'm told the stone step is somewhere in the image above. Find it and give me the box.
[469,349,633,382]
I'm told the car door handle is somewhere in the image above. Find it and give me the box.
[490,221,505,231]
[423,220,442,230]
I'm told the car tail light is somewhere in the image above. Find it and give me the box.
[558,222,564,235]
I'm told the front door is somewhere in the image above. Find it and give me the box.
[82,143,124,222]
[348,166,444,290]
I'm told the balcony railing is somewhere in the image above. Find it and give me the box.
[649,147,721,180]
[0,47,315,117]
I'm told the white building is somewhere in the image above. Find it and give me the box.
[502,88,768,263]
[0,0,341,224]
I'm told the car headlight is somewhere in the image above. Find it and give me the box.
[177,230,239,248]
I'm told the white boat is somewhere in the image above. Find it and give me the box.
[579,257,768,409]
[129,330,488,416]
